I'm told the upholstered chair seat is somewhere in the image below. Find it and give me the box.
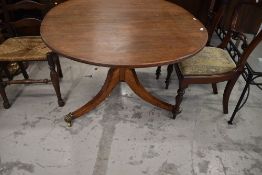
[173,0,262,123]
[0,36,51,62]
[178,47,236,75]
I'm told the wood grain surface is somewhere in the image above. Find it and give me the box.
[41,0,208,67]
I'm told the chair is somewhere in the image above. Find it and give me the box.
[156,0,228,89]
[172,0,262,118]
[0,0,64,108]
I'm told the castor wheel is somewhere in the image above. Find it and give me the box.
[64,113,74,127]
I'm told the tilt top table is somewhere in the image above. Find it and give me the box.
[41,0,208,126]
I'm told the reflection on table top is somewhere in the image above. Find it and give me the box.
[41,0,207,68]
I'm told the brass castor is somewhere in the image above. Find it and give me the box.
[64,113,74,127]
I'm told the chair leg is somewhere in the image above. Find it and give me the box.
[54,54,63,78]
[2,62,13,80]
[212,83,218,94]
[173,83,187,119]
[156,66,161,79]
[165,64,173,89]
[228,81,249,125]
[0,66,10,109]
[47,53,65,107]
[223,76,239,114]
[18,62,29,79]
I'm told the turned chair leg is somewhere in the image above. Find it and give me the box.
[173,84,186,119]
[165,64,174,89]
[223,76,239,114]
[156,66,161,79]
[53,53,63,78]
[212,83,218,94]
[18,62,29,79]
[0,65,10,109]
[2,62,13,80]
[47,53,65,107]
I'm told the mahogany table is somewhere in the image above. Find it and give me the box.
[41,0,208,126]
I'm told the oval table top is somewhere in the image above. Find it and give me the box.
[41,0,208,68]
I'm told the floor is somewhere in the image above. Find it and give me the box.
[0,45,262,174]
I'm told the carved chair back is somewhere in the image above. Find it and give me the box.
[218,0,262,72]
[206,0,229,44]
[157,0,229,88]
[172,0,262,119]
[0,0,50,37]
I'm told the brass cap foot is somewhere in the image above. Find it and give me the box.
[64,113,74,127]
